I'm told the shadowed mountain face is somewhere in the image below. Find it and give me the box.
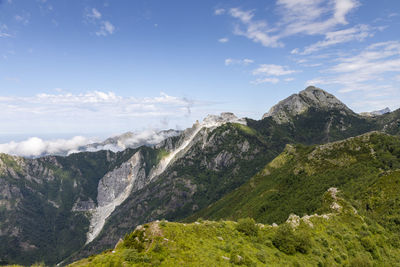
[1,87,400,265]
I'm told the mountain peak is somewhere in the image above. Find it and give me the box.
[263,86,352,123]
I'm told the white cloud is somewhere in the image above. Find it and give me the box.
[86,8,102,20]
[251,77,280,84]
[15,14,30,25]
[223,1,359,48]
[252,64,296,76]
[0,128,182,158]
[0,24,11,38]
[251,64,297,85]
[0,136,91,157]
[306,41,400,111]
[218,37,229,43]
[295,24,372,54]
[96,21,115,36]
[85,8,115,37]
[92,8,102,19]
[214,8,226,15]
[229,8,282,48]
[277,0,359,36]
[225,58,254,66]
[0,91,195,135]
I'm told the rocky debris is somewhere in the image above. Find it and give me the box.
[263,86,352,124]
[72,198,96,212]
[86,151,146,244]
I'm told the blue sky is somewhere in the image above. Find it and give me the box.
[1,0,400,142]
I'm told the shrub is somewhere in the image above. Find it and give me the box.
[272,224,311,255]
[272,224,297,255]
[349,255,372,267]
[256,250,267,263]
[123,249,141,262]
[123,230,145,252]
[152,242,163,253]
[236,218,259,236]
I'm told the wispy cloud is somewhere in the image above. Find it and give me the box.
[293,24,373,55]
[87,8,102,19]
[251,64,297,84]
[96,21,115,36]
[0,24,11,38]
[229,8,282,48]
[223,0,360,49]
[308,41,400,91]
[218,37,229,43]
[15,13,30,25]
[251,77,280,85]
[225,58,254,66]
[252,64,296,76]
[85,7,115,36]
[214,8,225,15]
[307,41,400,111]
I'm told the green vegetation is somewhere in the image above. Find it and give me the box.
[189,132,400,227]
[70,190,400,266]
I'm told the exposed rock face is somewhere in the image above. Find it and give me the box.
[86,151,146,244]
[149,113,246,180]
[263,86,352,123]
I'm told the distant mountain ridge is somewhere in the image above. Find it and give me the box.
[360,107,391,117]
[80,129,181,154]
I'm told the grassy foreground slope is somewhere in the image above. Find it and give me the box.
[189,132,400,230]
[69,189,400,266]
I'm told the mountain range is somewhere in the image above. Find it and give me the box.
[1,86,400,266]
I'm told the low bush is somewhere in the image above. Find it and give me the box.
[236,218,259,236]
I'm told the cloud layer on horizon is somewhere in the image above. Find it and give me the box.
[0,128,181,158]
[0,91,196,135]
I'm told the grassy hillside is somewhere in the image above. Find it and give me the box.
[69,189,400,266]
[188,132,400,228]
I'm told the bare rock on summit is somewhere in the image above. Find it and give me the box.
[263,86,352,124]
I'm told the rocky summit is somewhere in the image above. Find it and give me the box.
[262,86,353,123]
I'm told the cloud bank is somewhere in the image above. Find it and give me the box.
[0,129,181,158]
[0,91,195,136]
[0,136,92,157]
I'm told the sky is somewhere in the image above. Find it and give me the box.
[1,0,400,153]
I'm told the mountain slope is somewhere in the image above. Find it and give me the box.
[69,189,400,266]
[0,147,162,265]
[188,132,400,231]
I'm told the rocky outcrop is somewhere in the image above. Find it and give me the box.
[263,86,353,123]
